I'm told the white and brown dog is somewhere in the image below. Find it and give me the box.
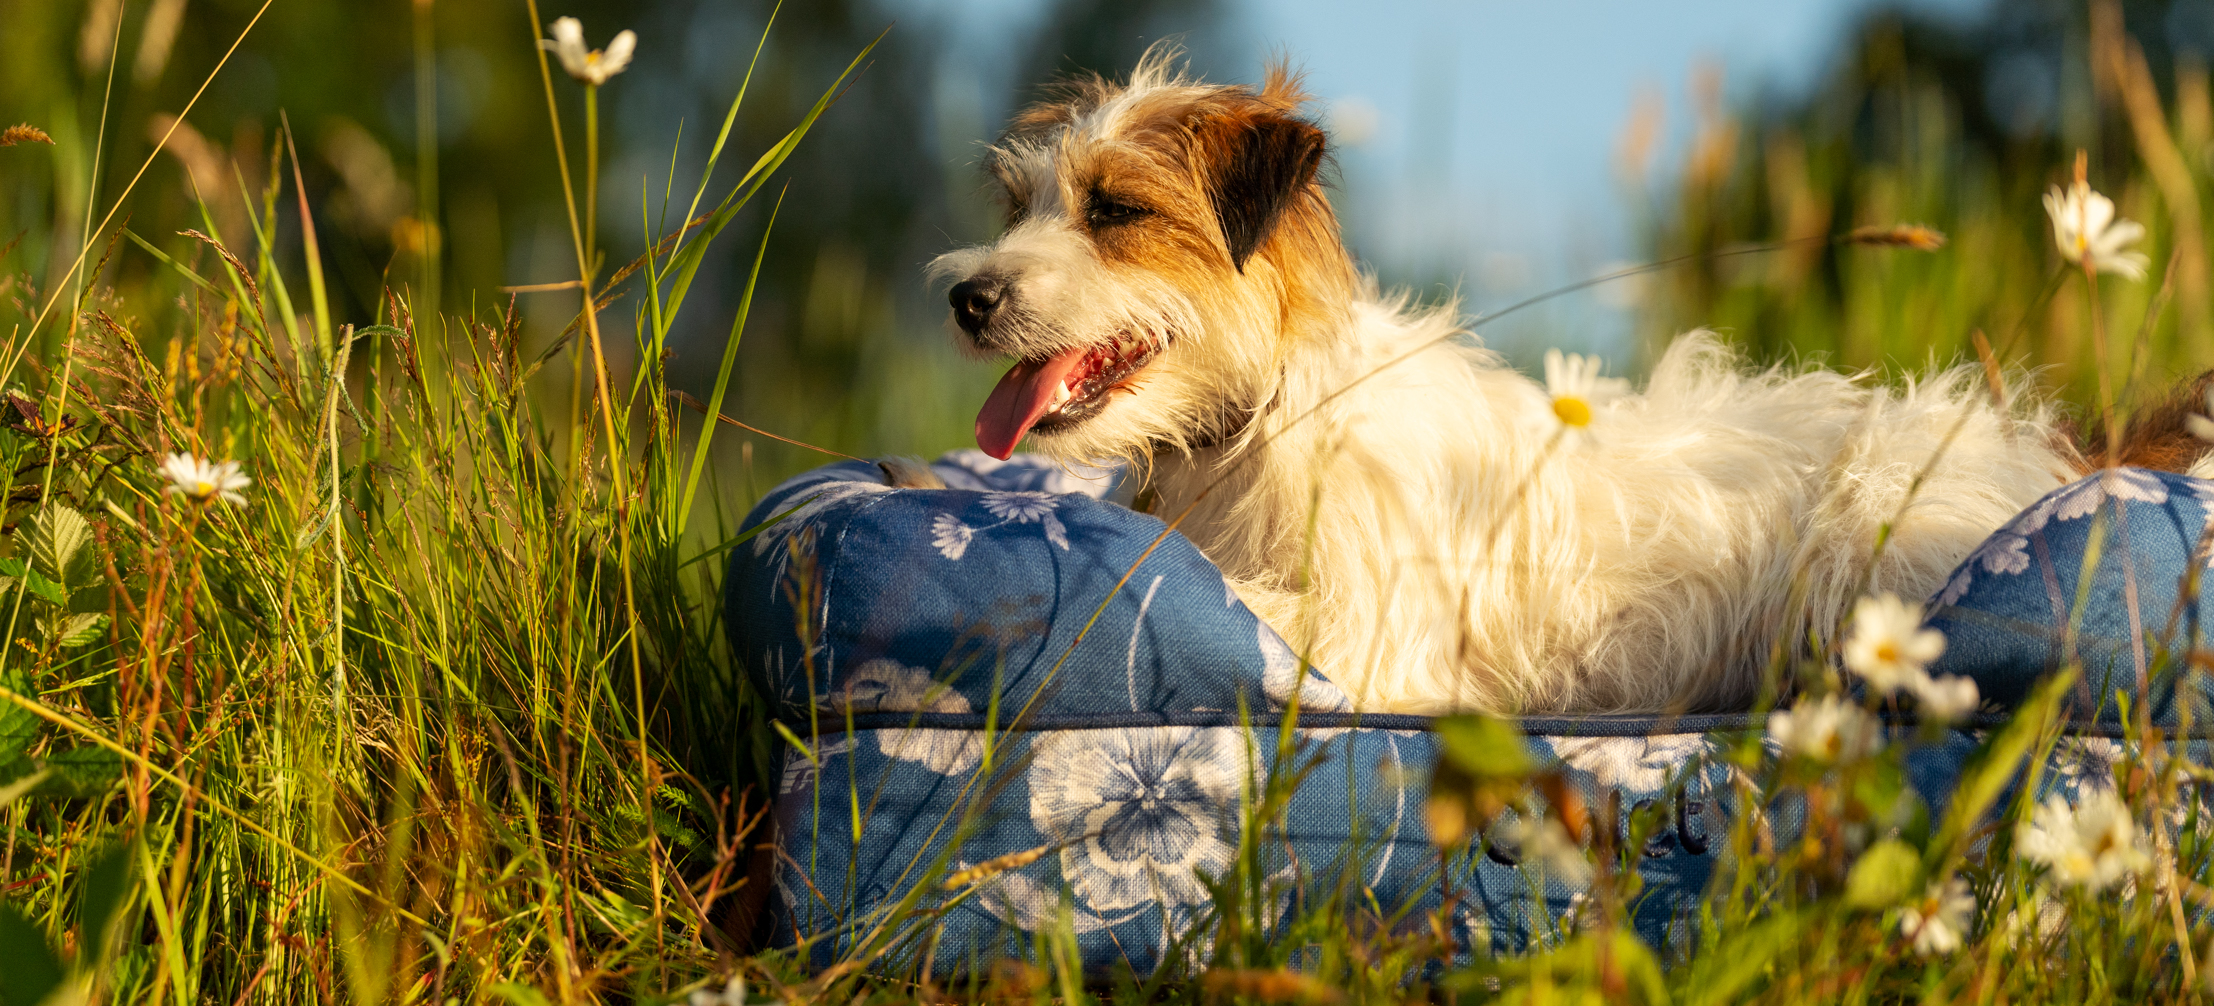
[925,49,2197,716]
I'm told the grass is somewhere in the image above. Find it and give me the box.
[4,2,2214,1004]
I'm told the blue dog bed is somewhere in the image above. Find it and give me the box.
[724,453,2214,974]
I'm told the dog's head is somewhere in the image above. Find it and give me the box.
[932,48,1357,462]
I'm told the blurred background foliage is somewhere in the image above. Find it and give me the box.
[1641,0,2214,412]
[4,0,2214,498]
[0,0,1235,500]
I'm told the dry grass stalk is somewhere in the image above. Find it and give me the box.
[1,124,55,147]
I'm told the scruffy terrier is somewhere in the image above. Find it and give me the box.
[926,48,2193,715]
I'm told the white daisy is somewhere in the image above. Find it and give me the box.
[156,452,250,506]
[980,490,1057,523]
[1841,593,1945,696]
[1767,694,1883,765]
[2044,179,2149,280]
[686,975,745,1006]
[1912,674,1980,723]
[1899,876,1974,956]
[2188,387,2214,443]
[541,16,636,86]
[1542,349,1629,445]
[2016,789,2149,891]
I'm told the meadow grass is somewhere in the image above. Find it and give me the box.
[6,4,2214,1004]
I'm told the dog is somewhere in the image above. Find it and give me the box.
[924,47,2206,715]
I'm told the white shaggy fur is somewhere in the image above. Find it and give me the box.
[1153,308,2075,714]
[935,52,2087,715]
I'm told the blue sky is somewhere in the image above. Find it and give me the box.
[896,0,1993,354]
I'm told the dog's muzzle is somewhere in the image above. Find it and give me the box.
[949,276,1007,337]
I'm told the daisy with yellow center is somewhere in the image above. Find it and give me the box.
[2016,789,2148,892]
[1899,876,1974,956]
[1842,592,1945,695]
[156,452,250,507]
[541,17,636,87]
[1541,348,1628,444]
[1767,693,1883,765]
[2043,178,2148,280]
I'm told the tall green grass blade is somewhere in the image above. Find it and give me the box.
[678,187,783,533]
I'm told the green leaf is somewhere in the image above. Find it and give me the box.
[1434,713,1534,778]
[33,746,122,800]
[0,900,63,1006]
[0,686,37,771]
[54,613,106,649]
[1844,839,1923,909]
[28,505,91,588]
[74,842,135,961]
[486,982,553,1006]
[0,559,68,608]
[0,769,49,809]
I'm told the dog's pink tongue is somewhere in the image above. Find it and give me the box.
[976,348,1088,460]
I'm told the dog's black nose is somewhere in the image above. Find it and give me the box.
[949,277,1005,336]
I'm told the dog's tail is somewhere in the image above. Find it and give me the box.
[2068,370,2214,476]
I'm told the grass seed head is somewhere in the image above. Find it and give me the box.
[1,124,54,146]
[1846,224,1947,251]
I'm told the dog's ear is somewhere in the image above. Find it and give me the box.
[1198,113,1326,273]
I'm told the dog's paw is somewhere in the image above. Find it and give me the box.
[876,456,947,489]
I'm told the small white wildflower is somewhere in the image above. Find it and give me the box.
[2044,180,2149,280]
[1899,876,1974,956]
[687,974,745,1006]
[1842,593,1946,696]
[2187,387,2214,443]
[156,452,250,506]
[2016,789,2149,891]
[1913,673,1981,723]
[1504,814,1593,886]
[1541,349,1629,445]
[1767,694,1884,764]
[541,16,636,86]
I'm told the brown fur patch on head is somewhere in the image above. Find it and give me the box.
[2070,369,2214,473]
[938,46,1361,462]
[987,50,1349,293]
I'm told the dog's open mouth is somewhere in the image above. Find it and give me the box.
[975,330,1164,459]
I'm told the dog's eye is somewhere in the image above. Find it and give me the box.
[1087,195,1149,228]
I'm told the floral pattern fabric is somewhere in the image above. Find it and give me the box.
[1928,467,2214,725]
[729,456,2213,976]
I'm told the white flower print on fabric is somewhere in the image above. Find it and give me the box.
[835,659,982,774]
[930,491,1070,559]
[962,865,1108,934]
[930,514,975,560]
[1028,727,1244,912]
[778,737,855,798]
[752,480,896,557]
[982,490,1057,522]
[2051,736,2123,795]
[1550,734,1714,796]
[1257,623,1353,712]
[1939,468,2174,605]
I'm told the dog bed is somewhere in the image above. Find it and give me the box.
[723,453,2214,975]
